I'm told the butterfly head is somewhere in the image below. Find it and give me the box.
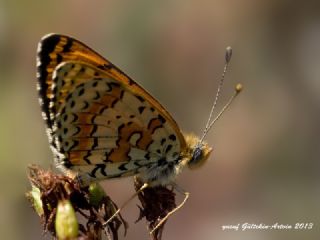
[184,134,212,169]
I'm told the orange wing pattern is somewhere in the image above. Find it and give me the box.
[37,34,187,181]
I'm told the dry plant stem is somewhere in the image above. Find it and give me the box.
[103,183,148,227]
[150,184,189,234]
[134,178,177,240]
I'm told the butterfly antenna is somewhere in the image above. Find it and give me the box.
[205,83,242,134]
[200,46,233,143]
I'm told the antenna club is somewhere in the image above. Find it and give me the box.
[235,83,243,93]
[225,46,233,63]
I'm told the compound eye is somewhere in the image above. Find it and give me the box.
[192,147,203,162]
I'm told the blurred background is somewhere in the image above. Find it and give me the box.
[0,0,320,239]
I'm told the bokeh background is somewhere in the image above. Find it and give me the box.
[1,0,320,239]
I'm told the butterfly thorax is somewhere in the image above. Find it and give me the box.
[137,133,212,186]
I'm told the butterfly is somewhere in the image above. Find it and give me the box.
[36,33,241,232]
[36,33,218,185]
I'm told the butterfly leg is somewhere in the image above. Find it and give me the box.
[150,183,190,234]
[102,183,149,227]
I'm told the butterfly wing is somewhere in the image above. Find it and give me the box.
[37,34,186,180]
